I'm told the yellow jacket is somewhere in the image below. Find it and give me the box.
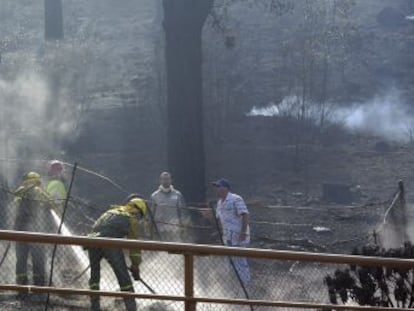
[92,204,142,266]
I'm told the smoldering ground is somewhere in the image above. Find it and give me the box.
[334,90,414,143]
[247,90,414,144]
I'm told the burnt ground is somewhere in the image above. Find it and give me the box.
[206,116,414,205]
[204,116,414,254]
[1,1,413,309]
[2,115,411,310]
[0,298,88,311]
[249,204,385,253]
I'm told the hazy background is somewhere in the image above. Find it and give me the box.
[0,0,413,208]
[0,1,414,309]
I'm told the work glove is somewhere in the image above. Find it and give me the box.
[129,265,140,281]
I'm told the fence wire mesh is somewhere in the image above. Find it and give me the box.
[0,160,407,310]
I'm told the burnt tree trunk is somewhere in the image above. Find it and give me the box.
[45,0,63,40]
[163,0,213,203]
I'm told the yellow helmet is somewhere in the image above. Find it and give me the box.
[129,198,147,216]
[22,172,41,187]
[23,172,41,181]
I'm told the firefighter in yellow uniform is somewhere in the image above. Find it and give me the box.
[88,195,147,311]
[13,172,59,289]
[45,160,67,204]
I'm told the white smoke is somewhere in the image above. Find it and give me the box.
[247,91,414,143]
[0,73,49,134]
[247,102,281,117]
[247,95,301,117]
[334,91,414,142]
[0,71,79,183]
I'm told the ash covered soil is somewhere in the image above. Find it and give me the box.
[208,116,414,255]
[1,1,414,309]
[0,297,88,311]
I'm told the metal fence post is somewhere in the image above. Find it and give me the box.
[184,254,195,311]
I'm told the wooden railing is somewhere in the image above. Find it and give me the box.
[0,230,413,311]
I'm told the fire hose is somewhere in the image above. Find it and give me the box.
[145,203,162,241]
[71,265,157,295]
[137,278,156,294]
[70,264,90,283]
[129,267,157,294]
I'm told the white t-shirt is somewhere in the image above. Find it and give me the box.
[216,192,250,245]
[151,188,185,227]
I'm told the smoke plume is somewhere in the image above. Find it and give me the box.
[334,91,414,143]
[0,71,79,184]
[247,91,414,143]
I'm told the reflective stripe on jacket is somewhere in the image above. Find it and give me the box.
[91,205,141,266]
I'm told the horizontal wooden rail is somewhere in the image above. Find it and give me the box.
[1,230,414,310]
[0,284,411,311]
[0,230,414,268]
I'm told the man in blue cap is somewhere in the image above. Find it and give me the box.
[212,178,251,285]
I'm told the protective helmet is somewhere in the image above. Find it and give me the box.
[23,172,41,181]
[47,160,64,176]
[23,172,41,187]
[129,198,147,216]
[122,193,143,205]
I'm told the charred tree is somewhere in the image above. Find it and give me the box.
[325,242,414,308]
[44,0,63,40]
[163,0,214,203]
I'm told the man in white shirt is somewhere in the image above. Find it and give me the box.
[213,178,251,285]
[150,172,186,241]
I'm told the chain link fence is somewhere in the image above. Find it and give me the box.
[0,160,405,310]
[1,230,413,311]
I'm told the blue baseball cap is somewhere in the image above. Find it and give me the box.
[212,178,231,189]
